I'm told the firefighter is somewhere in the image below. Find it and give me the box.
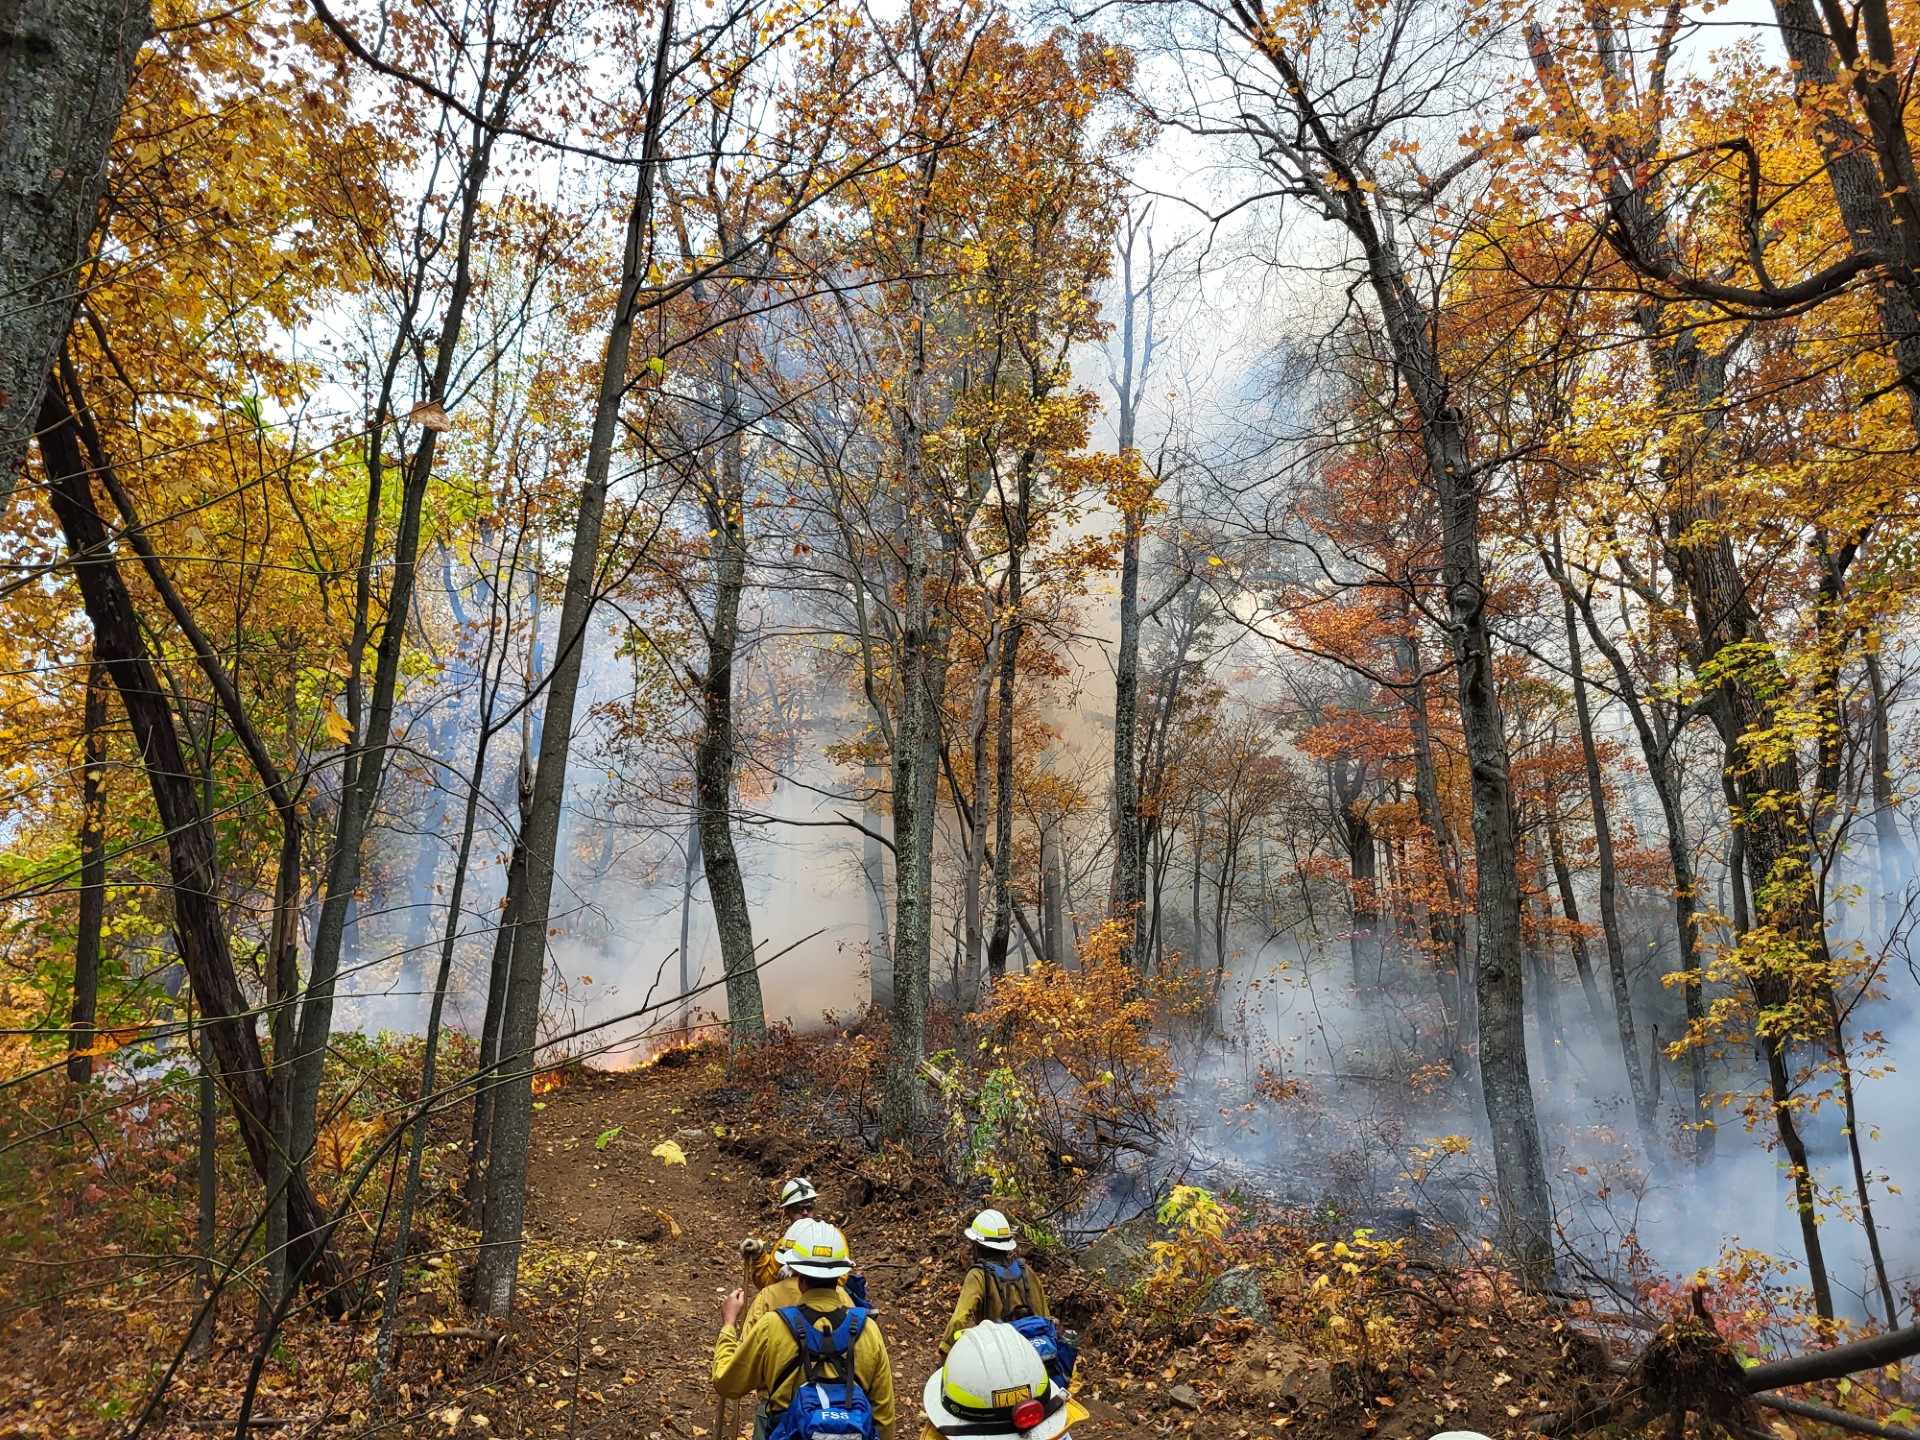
[713,1219,896,1440]
[940,1208,1050,1355]
[920,1322,1075,1440]
[743,1217,854,1329]
[744,1177,823,1290]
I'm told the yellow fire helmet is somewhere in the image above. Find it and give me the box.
[923,1322,1070,1439]
[784,1217,853,1281]
[965,1207,1018,1252]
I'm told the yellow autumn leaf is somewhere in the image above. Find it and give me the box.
[324,705,353,744]
[72,1024,145,1057]
[316,1114,383,1173]
[650,1140,687,1166]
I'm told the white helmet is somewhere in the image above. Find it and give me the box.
[966,1207,1018,1252]
[784,1218,853,1281]
[780,1176,820,1210]
[924,1321,1069,1439]
[775,1218,814,1266]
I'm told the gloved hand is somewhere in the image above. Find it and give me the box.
[740,1237,765,1261]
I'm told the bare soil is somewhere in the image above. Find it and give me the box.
[371,1054,1605,1440]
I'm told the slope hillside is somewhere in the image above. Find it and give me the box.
[382,1050,1601,1440]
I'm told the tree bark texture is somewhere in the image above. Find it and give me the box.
[1333,753,1377,990]
[1399,627,1468,1059]
[880,139,947,1136]
[695,399,765,1044]
[863,763,892,1006]
[1426,397,1555,1281]
[1109,505,1146,964]
[0,0,147,485]
[465,744,531,1227]
[986,489,1026,985]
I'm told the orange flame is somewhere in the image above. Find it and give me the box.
[531,1069,567,1095]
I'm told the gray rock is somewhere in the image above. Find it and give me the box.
[1076,1211,1163,1286]
[1194,1265,1273,1327]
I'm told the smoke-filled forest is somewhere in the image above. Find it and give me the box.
[7,0,1920,1431]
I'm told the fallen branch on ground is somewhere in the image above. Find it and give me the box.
[1757,1392,1920,1440]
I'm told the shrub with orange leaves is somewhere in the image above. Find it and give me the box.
[953,921,1197,1199]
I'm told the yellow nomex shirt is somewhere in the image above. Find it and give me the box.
[941,1265,1050,1355]
[744,1272,853,1330]
[711,1286,897,1440]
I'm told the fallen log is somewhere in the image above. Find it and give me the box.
[1757,1392,1920,1440]
[1744,1324,1920,1394]
[1537,1303,1920,1439]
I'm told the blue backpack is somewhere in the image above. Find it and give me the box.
[766,1305,876,1440]
[979,1261,1078,1390]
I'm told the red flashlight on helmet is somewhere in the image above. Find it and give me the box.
[1011,1398,1046,1430]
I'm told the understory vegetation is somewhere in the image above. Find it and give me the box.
[6,0,1920,1429]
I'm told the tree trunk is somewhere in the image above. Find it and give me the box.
[1430,405,1554,1280]
[863,762,892,1007]
[0,0,148,483]
[694,388,764,1045]
[375,634,503,1393]
[396,721,451,1015]
[465,743,530,1227]
[1545,809,1610,1035]
[1106,212,1157,967]
[961,633,994,997]
[1110,504,1146,964]
[1764,0,1920,432]
[1725,728,1837,1321]
[1398,624,1468,1066]
[677,794,702,1019]
[1561,596,1653,1137]
[986,555,1021,985]
[189,1013,216,1360]
[38,381,343,1304]
[69,655,106,1083]
[881,143,947,1138]
[292,102,502,1171]
[474,0,673,1315]
[1333,754,1377,990]
[1866,648,1909,911]
[1561,578,1713,1164]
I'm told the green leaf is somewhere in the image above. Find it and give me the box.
[595,1125,622,1151]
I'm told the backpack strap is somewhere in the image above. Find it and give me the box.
[831,1308,868,1405]
[772,1306,835,1398]
[980,1260,1034,1320]
[1012,1260,1043,1319]
[772,1304,861,1399]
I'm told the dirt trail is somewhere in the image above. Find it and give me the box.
[418,1057,1149,1440]
[403,1056,1588,1440]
